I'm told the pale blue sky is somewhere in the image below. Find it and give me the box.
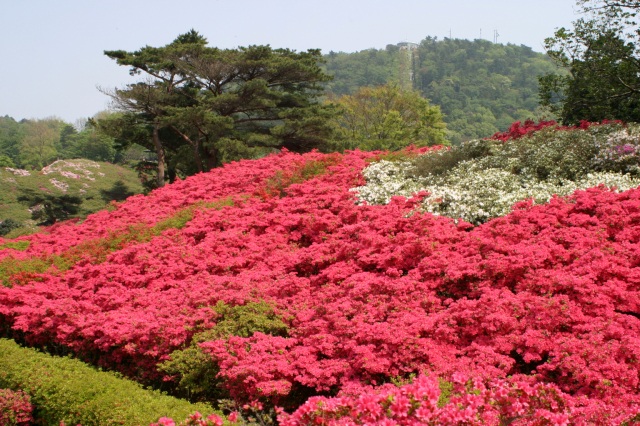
[1,0,580,123]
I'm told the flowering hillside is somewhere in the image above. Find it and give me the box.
[1,123,640,424]
[0,159,144,237]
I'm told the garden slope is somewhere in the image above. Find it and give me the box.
[0,148,639,423]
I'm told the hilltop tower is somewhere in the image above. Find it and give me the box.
[397,42,419,91]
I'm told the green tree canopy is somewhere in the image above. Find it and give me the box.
[0,115,23,165]
[99,30,337,187]
[539,0,640,123]
[19,119,63,169]
[329,83,448,151]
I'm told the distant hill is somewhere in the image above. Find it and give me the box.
[0,159,143,236]
[323,37,561,143]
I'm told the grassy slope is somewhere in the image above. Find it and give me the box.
[0,159,144,234]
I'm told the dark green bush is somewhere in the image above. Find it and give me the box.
[0,219,21,237]
[494,127,599,181]
[411,126,616,183]
[410,139,499,178]
[17,192,83,225]
[0,339,218,425]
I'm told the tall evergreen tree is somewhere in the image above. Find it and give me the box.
[99,30,337,185]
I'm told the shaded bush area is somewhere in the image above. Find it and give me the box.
[100,179,137,203]
[0,219,21,237]
[17,191,83,225]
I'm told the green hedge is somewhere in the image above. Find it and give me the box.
[0,339,219,425]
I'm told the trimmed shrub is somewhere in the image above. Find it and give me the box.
[0,338,218,425]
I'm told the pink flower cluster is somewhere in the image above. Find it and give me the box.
[489,119,623,142]
[0,388,33,425]
[279,374,577,425]
[2,148,640,422]
[151,411,226,426]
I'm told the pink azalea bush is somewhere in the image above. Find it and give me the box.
[151,411,226,426]
[489,119,623,142]
[1,142,640,423]
[278,374,576,426]
[0,389,33,425]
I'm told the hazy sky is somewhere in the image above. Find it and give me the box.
[1,0,580,124]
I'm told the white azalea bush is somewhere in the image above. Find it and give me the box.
[352,123,640,224]
[352,160,423,204]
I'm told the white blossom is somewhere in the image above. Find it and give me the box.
[352,124,640,225]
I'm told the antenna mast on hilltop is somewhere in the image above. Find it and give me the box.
[493,29,500,43]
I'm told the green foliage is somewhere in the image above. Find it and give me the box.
[365,150,419,164]
[324,38,558,143]
[0,240,29,251]
[324,48,397,95]
[18,119,63,169]
[99,180,137,202]
[0,219,22,237]
[0,116,23,166]
[437,379,454,408]
[495,127,599,180]
[329,83,448,151]
[540,1,640,124]
[0,338,218,425]
[0,115,119,170]
[411,139,500,177]
[1,226,39,240]
[0,254,69,288]
[210,300,289,338]
[159,301,288,402]
[99,31,338,187]
[18,192,83,225]
[0,155,15,168]
[65,127,117,162]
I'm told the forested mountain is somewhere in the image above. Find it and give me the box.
[324,37,561,143]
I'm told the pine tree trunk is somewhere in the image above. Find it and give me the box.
[152,123,166,187]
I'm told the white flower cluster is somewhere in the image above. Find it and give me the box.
[49,178,69,192]
[418,164,640,224]
[41,160,101,179]
[350,160,423,204]
[352,125,640,224]
[4,168,31,176]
